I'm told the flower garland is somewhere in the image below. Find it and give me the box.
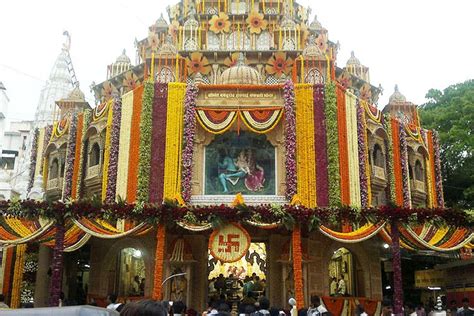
[356,100,369,207]
[292,226,304,308]
[34,128,45,178]
[136,81,155,203]
[295,84,317,207]
[198,84,283,91]
[336,85,350,205]
[27,129,39,194]
[126,86,144,202]
[360,101,372,206]
[70,114,84,200]
[313,84,329,206]
[40,125,53,174]
[163,83,186,200]
[62,115,78,200]
[383,115,397,204]
[391,119,404,206]
[399,125,412,208]
[182,84,198,203]
[116,91,134,201]
[345,91,360,207]
[101,101,114,202]
[149,83,169,203]
[49,221,65,306]
[75,110,91,199]
[425,134,436,208]
[105,97,122,203]
[325,82,341,206]
[432,131,444,207]
[10,244,27,308]
[283,81,297,200]
[152,224,166,300]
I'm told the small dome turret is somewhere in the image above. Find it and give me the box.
[346,51,360,66]
[116,49,131,64]
[220,53,262,85]
[389,85,407,103]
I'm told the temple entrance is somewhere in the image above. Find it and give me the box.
[116,247,145,297]
[207,242,267,305]
[329,247,354,296]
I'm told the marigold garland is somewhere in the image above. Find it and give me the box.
[432,132,444,207]
[283,81,297,200]
[62,115,78,200]
[75,110,91,199]
[336,85,350,205]
[182,84,199,202]
[136,81,155,203]
[10,244,27,308]
[70,114,84,200]
[427,131,437,208]
[27,129,39,194]
[105,97,122,203]
[126,85,144,202]
[292,226,304,308]
[152,224,166,300]
[116,91,134,201]
[101,100,114,202]
[295,84,317,207]
[325,82,341,206]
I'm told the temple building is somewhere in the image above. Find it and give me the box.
[0,0,468,315]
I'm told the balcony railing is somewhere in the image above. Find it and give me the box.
[373,165,386,180]
[46,178,63,191]
[411,179,426,192]
[86,165,100,179]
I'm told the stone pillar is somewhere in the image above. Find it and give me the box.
[34,245,52,307]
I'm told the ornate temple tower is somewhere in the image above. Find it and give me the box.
[34,33,76,128]
[345,51,370,83]
[383,85,419,126]
[107,49,132,79]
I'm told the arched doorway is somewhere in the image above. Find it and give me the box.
[329,248,354,296]
[116,247,146,297]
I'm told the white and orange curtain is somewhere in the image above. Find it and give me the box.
[196,107,283,134]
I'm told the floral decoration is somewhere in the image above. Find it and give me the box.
[432,131,444,207]
[186,52,211,76]
[101,81,118,101]
[49,221,65,307]
[399,125,411,208]
[209,13,231,34]
[325,82,341,206]
[224,52,247,68]
[283,81,297,200]
[266,52,293,78]
[356,100,369,207]
[299,22,309,44]
[359,83,372,101]
[168,20,180,37]
[292,226,304,308]
[105,97,122,203]
[182,84,198,203]
[315,32,328,53]
[136,81,154,203]
[62,114,78,200]
[75,110,91,199]
[383,115,397,204]
[123,71,140,92]
[246,11,268,34]
[27,129,39,194]
[101,102,114,202]
[10,244,26,308]
[152,224,166,300]
[148,31,160,51]
[337,71,352,90]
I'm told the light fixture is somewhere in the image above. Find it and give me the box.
[428,286,441,291]
[383,243,390,249]
[133,249,142,258]
[385,285,391,290]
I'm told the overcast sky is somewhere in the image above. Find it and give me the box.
[0,0,473,122]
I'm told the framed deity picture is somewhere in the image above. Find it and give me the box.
[204,131,276,195]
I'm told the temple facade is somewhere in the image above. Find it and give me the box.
[0,0,450,314]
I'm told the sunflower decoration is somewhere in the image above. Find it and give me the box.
[265,52,293,78]
[101,81,118,101]
[148,31,160,51]
[123,71,140,91]
[315,32,328,54]
[187,52,211,76]
[246,11,268,34]
[209,13,231,34]
[359,83,372,101]
[168,20,180,38]
[337,71,352,90]
[224,52,248,68]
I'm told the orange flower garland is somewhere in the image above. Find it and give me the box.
[10,244,26,308]
[336,85,350,206]
[427,131,437,208]
[71,114,84,200]
[126,85,144,203]
[292,226,304,308]
[152,224,166,300]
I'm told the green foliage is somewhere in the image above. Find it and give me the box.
[325,82,341,206]
[420,80,474,207]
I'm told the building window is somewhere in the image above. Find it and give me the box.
[50,158,59,179]
[372,144,384,168]
[415,160,424,181]
[90,143,101,167]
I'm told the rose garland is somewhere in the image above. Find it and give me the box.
[325,82,341,206]
[75,110,91,199]
[62,115,78,200]
[399,125,412,208]
[432,131,444,207]
[105,97,122,203]
[383,115,397,204]
[182,84,198,203]
[356,100,369,207]
[27,129,39,194]
[283,81,297,200]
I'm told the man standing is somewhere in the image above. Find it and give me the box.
[457,298,474,316]
[307,295,329,316]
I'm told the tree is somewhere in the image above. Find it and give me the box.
[420,79,474,208]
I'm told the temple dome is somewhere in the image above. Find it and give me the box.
[346,51,360,66]
[389,85,407,103]
[309,15,323,31]
[116,49,131,64]
[154,13,168,29]
[67,86,86,102]
[220,54,262,85]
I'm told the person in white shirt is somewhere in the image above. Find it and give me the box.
[406,302,418,316]
[355,304,368,316]
[307,295,329,316]
[106,293,120,310]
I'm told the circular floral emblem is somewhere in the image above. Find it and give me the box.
[209,223,251,263]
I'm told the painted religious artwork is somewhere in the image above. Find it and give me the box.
[205,131,276,195]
